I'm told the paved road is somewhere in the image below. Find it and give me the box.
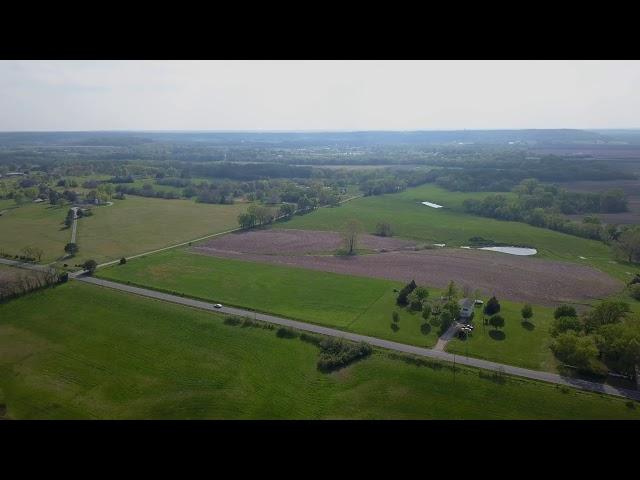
[75,275,640,402]
[433,321,460,351]
[0,257,54,273]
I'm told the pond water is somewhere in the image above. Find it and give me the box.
[478,246,537,256]
[421,201,443,208]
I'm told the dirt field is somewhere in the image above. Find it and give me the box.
[194,228,417,255]
[193,229,623,305]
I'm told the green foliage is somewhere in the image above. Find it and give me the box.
[445,280,458,301]
[422,303,432,321]
[521,304,533,321]
[396,279,417,306]
[64,242,78,255]
[551,332,606,376]
[584,300,630,333]
[628,284,640,301]
[374,222,393,237]
[392,311,399,323]
[316,338,372,373]
[489,314,505,330]
[551,316,584,336]
[554,305,577,319]
[615,227,640,263]
[82,259,98,274]
[597,320,640,377]
[119,257,127,265]
[484,296,501,316]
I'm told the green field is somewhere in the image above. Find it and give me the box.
[97,248,564,370]
[446,302,558,371]
[74,196,247,264]
[279,184,632,280]
[0,202,71,263]
[1,196,247,265]
[97,249,440,348]
[0,282,638,419]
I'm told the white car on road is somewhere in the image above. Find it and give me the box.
[214,304,223,309]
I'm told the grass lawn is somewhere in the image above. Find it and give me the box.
[446,302,558,372]
[0,282,638,419]
[277,184,633,281]
[72,196,247,265]
[97,249,441,348]
[0,202,71,263]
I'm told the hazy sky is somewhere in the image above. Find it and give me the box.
[1,60,639,131]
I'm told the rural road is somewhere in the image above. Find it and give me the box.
[70,207,79,244]
[0,257,54,272]
[75,274,640,402]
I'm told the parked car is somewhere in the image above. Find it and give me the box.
[214,304,223,309]
[474,299,484,305]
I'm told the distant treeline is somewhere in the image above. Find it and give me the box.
[424,155,634,192]
[463,179,628,241]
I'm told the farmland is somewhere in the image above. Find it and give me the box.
[96,248,570,371]
[0,195,248,266]
[0,282,638,419]
[0,202,71,263]
[193,229,622,306]
[277,184,633,280]
[73,196,247,264]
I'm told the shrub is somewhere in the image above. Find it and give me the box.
[82,259,98,274]
[392,311,399,323]
[374,222,393,237]
[554,305,577,319]
[551,315,583,336]
[276,327,298,339]
[119,257,127,265]
[489,314,505,330]
[316,338,372,372]
[422,303,432,321]
[629,284,640,301]
[396,280,417,306]
[484,296,501,316]
[223,316,241,326]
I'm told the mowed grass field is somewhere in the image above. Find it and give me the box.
[97,249,561,371]
[0,282,638,419]
[73,196,247,264]
[0,202,71,263]
[277,184,632,280]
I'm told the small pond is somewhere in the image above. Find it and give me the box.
[478,246,537,256]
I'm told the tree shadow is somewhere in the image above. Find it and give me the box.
[420,323,431,335]
[489,330,506,341]
[521,320,535,331]
[390,323,399,332]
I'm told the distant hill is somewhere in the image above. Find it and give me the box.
[0,128,624,147]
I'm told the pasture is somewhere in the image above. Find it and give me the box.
[0,282,638,419]
[71,195,247,264]
[277,184,632,280]
[0,202,71,263]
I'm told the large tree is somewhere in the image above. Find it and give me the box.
[615,227,640,263]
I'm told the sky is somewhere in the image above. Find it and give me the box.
[0,60,639,132]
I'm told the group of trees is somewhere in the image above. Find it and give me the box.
[462,179,628,242]
[0,267,68,302]
[237,205,278,229]
[394,280,462,334]
[423,155,633,193]
[550,301,640,377]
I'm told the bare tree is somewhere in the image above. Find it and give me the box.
[343,219,363,255]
